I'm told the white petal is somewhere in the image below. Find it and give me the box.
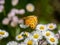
[20,24,28,28]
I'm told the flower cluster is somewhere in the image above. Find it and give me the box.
[0,0,5,12]
[2,8,25,27]
[13,23,58,45]
[0,29,9,40]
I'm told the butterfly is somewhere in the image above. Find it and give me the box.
[24,15,38,29]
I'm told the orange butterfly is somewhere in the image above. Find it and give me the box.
[24,15,38,29]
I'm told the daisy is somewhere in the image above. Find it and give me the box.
[7,41,18,45]
[47,23,56,30]
[11,0,19,6]
[0,5,4,12]
[42,31,55,38]
[0,29,9,38]
[26,3,35,12]
[16,34,24,41]
[36,24,47,32]
[47,36,58,45]
[31,31,42,41]
[24,38,35,45]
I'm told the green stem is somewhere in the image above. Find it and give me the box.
[16,27,20,36]
[3,8,6,16]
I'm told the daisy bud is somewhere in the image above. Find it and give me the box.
[11,8,19,14]
[10,21,17,27]
[0,5,4,12]
[12,0,19,6]
[8,12,15,19]
[12,16,19,23]
[0,0,5,4]
[2,18,10,25]
[18,9,25,15]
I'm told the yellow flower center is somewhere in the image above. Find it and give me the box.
[50,38,55,42]
[28,6,32,10]
[40,26,44,30]
[46,32,50,36]
[33,34,39,39]
[18,35,23,39]
[49,25,54,29]
[27,40,33,45]
[0,32,5,35]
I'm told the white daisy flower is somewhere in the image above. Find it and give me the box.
[26,3,35,12]
[0,29,9,38]
[31,31,42,41]
[16,34,24,41]
[20,24,28,28]
[7,41,18,45]
[11,0,19,6]
[36,24,47,32]
[47,23,56,30]
[24,38,35,45]
[0,5,4,12]
[47,36,58,45]
[42,31,55,38]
